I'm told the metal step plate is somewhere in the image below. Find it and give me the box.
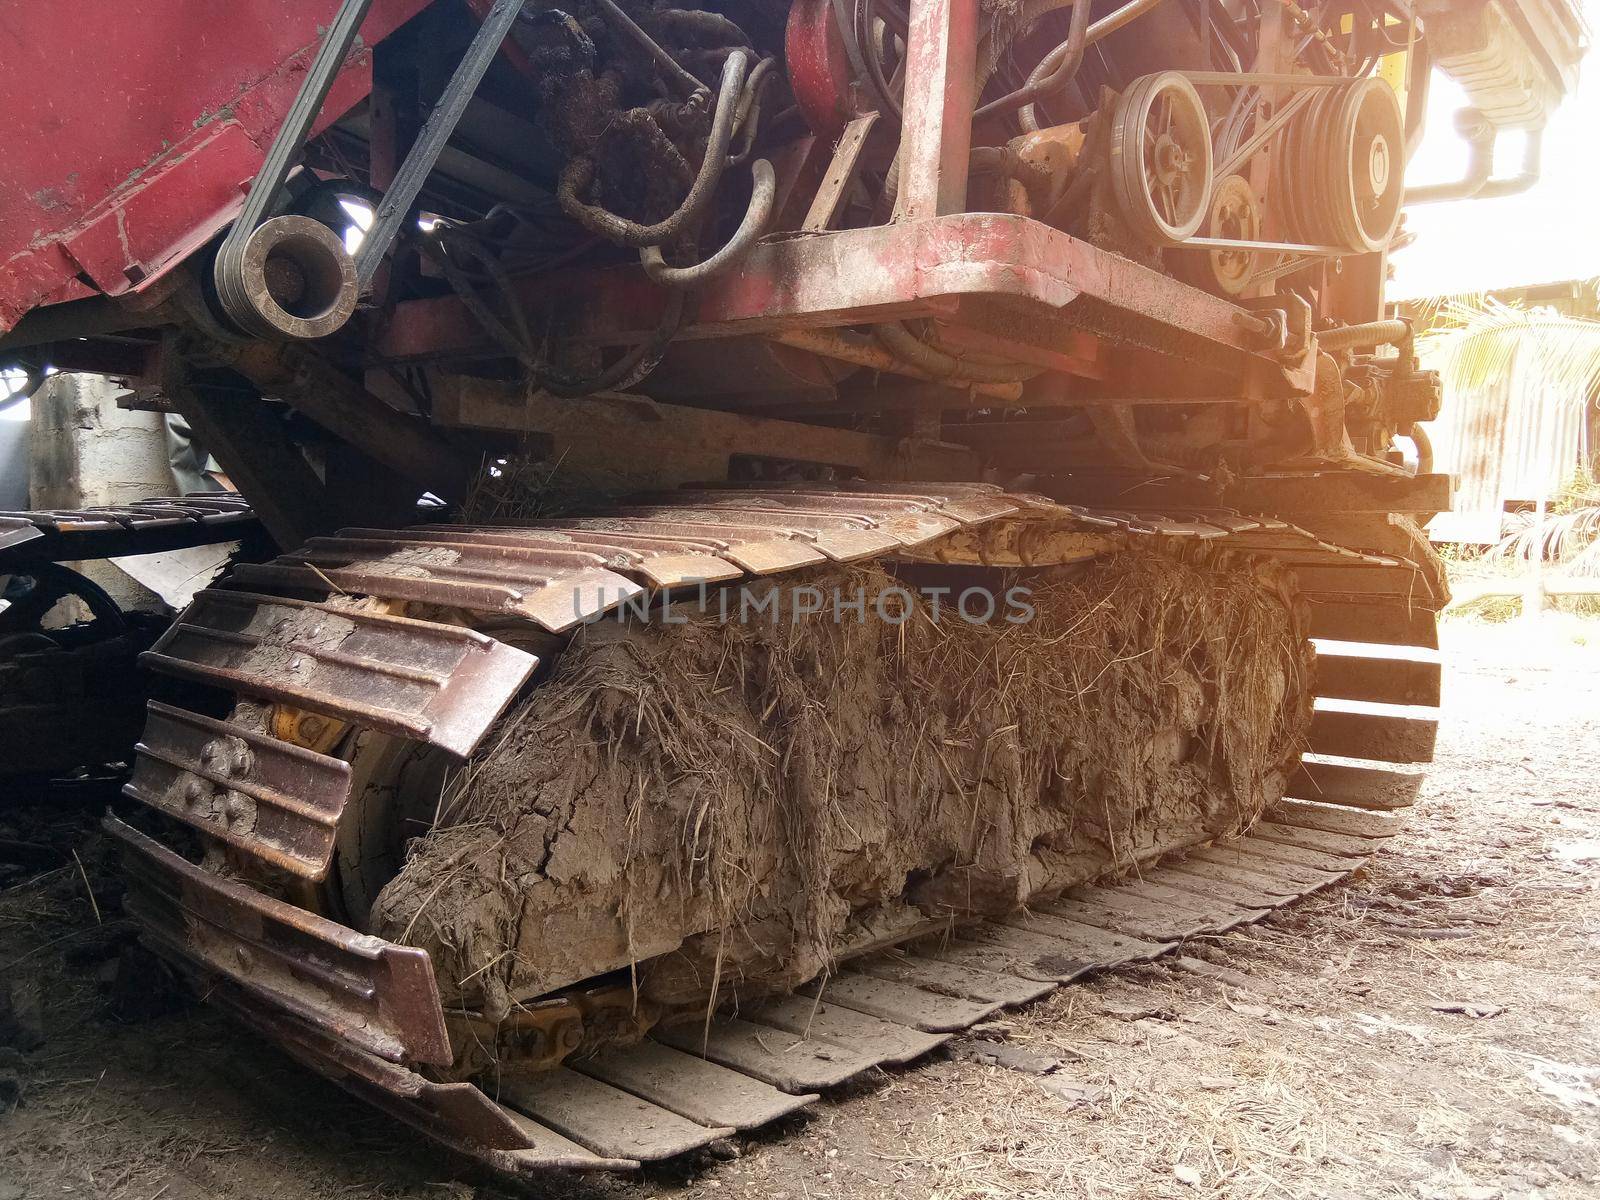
[214,985,633,1172]
[653,1017,882,1093]
[749,995,950,1066]
[500,1069,734,1162]
[851,951,1057,1007]
[577,1041,817,1129]
[796,972,1003,1032]
[1289,757,1425,810]
[141,589,536,756]
[1309,699,1439,764]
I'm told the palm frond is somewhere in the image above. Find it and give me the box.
[1490,505,1600,577]
[1405,288,1486,328]
[1418,297,1600,406]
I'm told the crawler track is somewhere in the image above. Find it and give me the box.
[104,482,1441,1175]
[0,494,258,564]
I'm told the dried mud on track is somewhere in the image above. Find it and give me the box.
[2,620,1597,1200]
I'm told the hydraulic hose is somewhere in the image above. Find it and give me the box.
[974,0,1170,121]
[729,56,777,164]
[588,0,707,99]
[872,320,1045,384]
[422,228,686,397]
[641,158,776,287]
[1015,0,1091,132]
[1408,422,1435,475]
[559,50,748,247]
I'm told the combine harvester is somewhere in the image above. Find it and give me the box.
[0,0,1584,1175]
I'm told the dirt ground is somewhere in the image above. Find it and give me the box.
[2,617,1597,1200]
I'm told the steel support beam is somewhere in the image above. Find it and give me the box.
[374,214,1279,374]
[162,356,331,552]
[893,0,979,221]
[429,376,982,486]
[217,342,476,504]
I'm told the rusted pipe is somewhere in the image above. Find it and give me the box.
[1317,319,1411,351]
[1476,126,1546,200]
[1016,0,1091,132]
[1408,422,1434,475]
[589,0,707,99]
[0,295,172,353]
[974,0,1170,121]
[1405,109,1546,206]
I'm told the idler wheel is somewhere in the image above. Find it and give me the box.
[213,214,358,341]
[1180,173,1263,297]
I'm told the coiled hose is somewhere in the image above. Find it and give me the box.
[558,50,749,248]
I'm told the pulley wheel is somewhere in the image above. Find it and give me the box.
[1276,78,1404,254]
[212,214,359,341]
[1327,77,1405,253]
[1275,87,1334,247]
[1198,174,1262,296]
[1109,72,1214,246]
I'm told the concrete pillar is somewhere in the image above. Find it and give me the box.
[29,373,177,611]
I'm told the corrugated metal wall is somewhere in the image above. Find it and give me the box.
[1422,342,1591,542]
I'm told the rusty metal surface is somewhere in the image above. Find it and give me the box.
[213,485,1031,638]
[595,506,904,561]
[145,487,1432,765]
[893,0,978,220]
[123,701,353,879]
[0,494,259,564]
[1041,471,1454,518]
[626,493,964,547]
[1309,700,1438,764]
[0,1,431,334]
[350,526,746,589]
[231,533,644,633]
[107,815,453,1066]
[1306,599,1440,648]
[375,215,1288,373]
[140,589,536,756]
[716,481,1023,524]
[1056,503,1409,569]
[210,983,637,1172]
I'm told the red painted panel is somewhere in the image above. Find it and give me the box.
[0,0,433,334]
[375,214,1266,364]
